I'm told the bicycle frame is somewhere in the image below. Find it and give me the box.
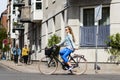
[49,52,78,69]
[49,53,63,65]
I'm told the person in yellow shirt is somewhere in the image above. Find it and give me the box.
[22,45,29,64]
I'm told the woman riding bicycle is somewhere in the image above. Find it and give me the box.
[38,26,87,75]
[57,26,76,70]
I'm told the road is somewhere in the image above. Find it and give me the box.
[0,63,120,80]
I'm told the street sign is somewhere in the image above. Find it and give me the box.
[95,5,102,21]
[94,5,102,73]
[3,39,8,45]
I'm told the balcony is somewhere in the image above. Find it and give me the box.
[13,23,24,31]
[13,0,25,7]
[68,0,111,6]
[31,0,43,22]
[80,25,110,47]
[20,6,31,23]
[31,10,43,22]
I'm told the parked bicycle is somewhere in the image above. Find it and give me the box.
[38,45,87,75]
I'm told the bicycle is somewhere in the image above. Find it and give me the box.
[38,45,87,75]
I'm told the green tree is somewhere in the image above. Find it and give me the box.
[0,27,8,51]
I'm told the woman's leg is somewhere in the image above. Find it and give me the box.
[23,56,26,64]
[59,48,65,57]
[60,48,73,67]
[62,49,72,62]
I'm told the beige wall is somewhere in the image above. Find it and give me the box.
[110,0,120,34]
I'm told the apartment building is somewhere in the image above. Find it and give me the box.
[6,0,22,48]
[39,0,120,62]
[1,9,8,28]
[7,0,120,62]
[7,0,31,49]
[7,0,42,60]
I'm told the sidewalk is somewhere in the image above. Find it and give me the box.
[0,60,70,74]
[0,60,40,73]
[0,60,120,74]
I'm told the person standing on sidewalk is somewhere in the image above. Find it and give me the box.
[12,44,21,65]
[22,45,29,64]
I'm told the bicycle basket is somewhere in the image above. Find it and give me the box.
[45,45,60,56]
[45,47,52,56]
[52,45,60,56]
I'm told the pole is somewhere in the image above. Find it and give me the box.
[95,21,99,73]
[94,5,102,73]
[10,0,13,36]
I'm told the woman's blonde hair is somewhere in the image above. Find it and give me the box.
[66,26,75,42]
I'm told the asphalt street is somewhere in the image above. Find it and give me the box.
[0,63,120,80]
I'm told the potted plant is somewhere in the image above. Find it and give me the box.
[13,22,18,27]
[106,33,120,63]
[47,34,61,57]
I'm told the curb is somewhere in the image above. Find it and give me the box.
[0,62,22,72]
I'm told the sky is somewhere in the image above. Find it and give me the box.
[0,0,7,16]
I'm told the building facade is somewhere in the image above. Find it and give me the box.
[1,9,8,28]
[6,0,120,62]
[39,0,120,62]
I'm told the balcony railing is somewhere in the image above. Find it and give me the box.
[80,25,110,47]
[13,23,24,31]
[13,0,25,7]
[13,24,24,32]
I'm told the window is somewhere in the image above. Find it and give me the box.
[36,2,42,9]
[13,11,15,14]
[99,7,110,26]
[36,0,42,10]
[83,7,110,26]
[53,16,55,25]
[83,8,94,26]
[81,7,110,47]
[28,0,31,5]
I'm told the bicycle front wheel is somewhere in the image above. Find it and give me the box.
[38,56,58,75]
[69,55,87,75]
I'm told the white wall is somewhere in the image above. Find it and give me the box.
[110,0,120,34]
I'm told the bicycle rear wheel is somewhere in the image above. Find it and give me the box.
[38,56,58,75]
[69,55,87,75]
